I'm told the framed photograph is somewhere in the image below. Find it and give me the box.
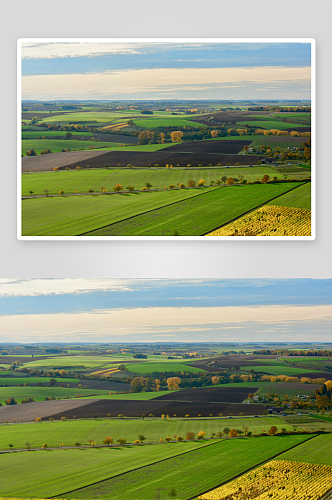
[18,38,315,239]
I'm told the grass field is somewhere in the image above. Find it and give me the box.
[235,120,309,129]
[85,183,304,236]
[68,435,313,500]
[267,182,311,209]
[277,434,332,465]
[124,361,206,374]
[0,416,294,450]
[0,386,110,404]
[240,365,315,376]
[22,131,96,139]
[133,117,205,128]
[21,139,119,155]
[22,167,287,197]
[22,188,216,236]
[0,441,208,498]
[21,355,125,369]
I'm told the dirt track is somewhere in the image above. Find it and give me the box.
[22,150,108,172]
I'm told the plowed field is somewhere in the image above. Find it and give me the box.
[153,386,258,403]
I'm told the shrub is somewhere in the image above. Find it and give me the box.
[197,431,206,440]
[186,432,195,440]
[164,436,172,442]
[176,436,183,441]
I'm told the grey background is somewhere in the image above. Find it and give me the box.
[2,0,329,278]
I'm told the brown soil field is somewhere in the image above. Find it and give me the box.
[0,398,96,423]
[46,399,271,419]
[190,111,270,127]
[292,371,332,379]
[22,112,67,119]
[190,355,280,371]
[153,386,258,403]
[0,355,51,364]
[91,133,138,144]
[283,126,311,132]
[21,150,107,172]
[60,151,263,170]
[163,139,252,154]
[76,379,130,391]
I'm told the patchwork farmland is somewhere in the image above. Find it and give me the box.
[21,100,311,237]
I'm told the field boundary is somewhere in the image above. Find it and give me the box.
[203,182,307,236]
[187,433,318,500]
[78,186,220,236]
[49,440,220,499]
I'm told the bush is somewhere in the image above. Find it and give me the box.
[186,432,195,440]
[176,436,183,441]
[5,397,17,405]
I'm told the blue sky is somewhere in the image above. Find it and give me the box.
[0,279,330,343]
[21,41,312,100]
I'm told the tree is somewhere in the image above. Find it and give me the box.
[211,130,218,138]
[42,443,48,450]
[268,426,278,435]
[103,436,113,446]
[223,427,230,436]
[167,377,181,390]
[65,132,73,139]
[126,185,135,192]
[187,180,196,188]
[261,175,270,183]
[186,432,195,440]
[212,376,220,385]
[137,434,147,443]
[117,438,127,445]
[229,429,238,438]
[170,131,183,143]
[74,441,81,447]
[25,441,32,450]
[5,397,17,406]
[26,148,37,156]
[145,182,152,190]
[226,177,234,185]
[29,190,34,197]
[168,184,176,190]
[88,188,94,194]
[198,179,206,187]
[197,431,206,439]
[114,184,123,193]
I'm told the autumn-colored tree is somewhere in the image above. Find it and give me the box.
[198,179,206,187]
[187,180,196,188]
[179,183,185,189]
[159,132,165,144]
[212,376,220,385]
[229,429,238,438]
[226,177,234,185]
[167,377,181,390]
[53,167,58,171]
[42,443,48,449]
[131,377,149,393]
[197,431,206,440]
[114,184,123,193]
[261,175,270,183]
[154,379,161,391]
[211,130,218,138]
[186,432,195,440]
[168,184,176,190]
[170,131,183,143]
[268,426,278,435]
[103,436,113,446]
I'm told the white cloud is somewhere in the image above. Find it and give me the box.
[22,66,311,100]
[21,42,146,59]
[0,304,330,342]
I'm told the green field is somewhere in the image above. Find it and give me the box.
[85,183,305,236]
[257,385,319,398]
[22,131,97,139]
[22,167,288,197]
[22,139,119,155]
[241,364,314,376]
[124,361,206,374]
[236,120,309,130]
[22,188,216,236]
[277,434,332,465]
[0,386,110,404]
[69,435,312,500]
[133,117,204,128]
[21,355,126,369]
[0,415,293,450]
[0,441,208,498]
[267,182,311,209]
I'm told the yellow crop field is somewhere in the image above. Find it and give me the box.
[199,460,332,500]
[90,367,120,377]
[206,205,311,236]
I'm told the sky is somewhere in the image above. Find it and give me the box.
[0,279,330,343]
[21,41,312,101]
